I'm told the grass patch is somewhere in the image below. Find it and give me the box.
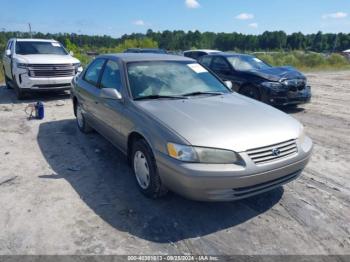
[254,51,350,72]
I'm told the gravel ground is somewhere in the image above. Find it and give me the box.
[0,71,349,255]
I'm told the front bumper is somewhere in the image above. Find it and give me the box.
[155,137,313,201]
[264,86,311,106]
[15,72,73,92]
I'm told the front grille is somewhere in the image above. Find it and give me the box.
[247,139,298,165]
[34,84,71,88]
[232,171,300,198]
[28,64,75,78]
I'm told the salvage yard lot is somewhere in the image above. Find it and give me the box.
[0,71,349,255]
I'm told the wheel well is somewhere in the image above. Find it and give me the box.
[127,132,146,163]
[239,84,261,96]
[73,96,78,116]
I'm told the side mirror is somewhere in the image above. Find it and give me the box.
[69,51,74,56]
[224,80,233,89]
[100,88,122,100]
[5,49,11,56]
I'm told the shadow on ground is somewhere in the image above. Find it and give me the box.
[0,85,70,105]
[277,105,306,114]
[37,119,283,243]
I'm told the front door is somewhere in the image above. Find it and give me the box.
[95,59,125,149]
[76,58,106,128]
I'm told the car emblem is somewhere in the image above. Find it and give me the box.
[272,148,281,156]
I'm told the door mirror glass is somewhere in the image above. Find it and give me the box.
[5,49,11,56]
[100,88,122,100]
[69,51,74,56]
[224,81,233,89]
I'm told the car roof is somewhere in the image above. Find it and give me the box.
[98,53,194,62]
[14,38,58,43]
[184,49,221,54]
[204,52,253,58]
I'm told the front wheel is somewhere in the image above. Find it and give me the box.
[131,139,168,199]
[239,85,261,101]
[76,103,93,133]
[3,69,12,89]
[14,82,26,100]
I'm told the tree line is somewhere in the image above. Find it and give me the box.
[1,30,349,52]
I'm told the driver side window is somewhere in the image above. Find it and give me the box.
[100,60,122,92]
[83,59,105,86]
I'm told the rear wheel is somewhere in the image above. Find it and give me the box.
[239,85,261,101]
[76,103,93,133]
[131,139,168,199]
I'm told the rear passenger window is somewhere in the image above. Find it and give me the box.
[100,60,122,92]
[212,57,230,70]
[84,59,105,86]
[190,52,199,59]
[199,56,212,67]
[184,52,193,58]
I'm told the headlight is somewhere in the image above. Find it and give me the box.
[167,143,197,162]
[167,143,240,164]
[299,125,306,144]
[73,63,83,73]
[261,81,286,91]
[16,63,29,69]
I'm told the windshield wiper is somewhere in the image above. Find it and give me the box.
[182,91,224,97]
[134,95,187,101]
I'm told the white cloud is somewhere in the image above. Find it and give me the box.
[249,23,258,28]
[185,0,200,9]
[322,12,348,19]
[235,13,254,20]
[133,20,145,26]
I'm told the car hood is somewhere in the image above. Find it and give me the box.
[14,54,80,64]
[137,93,302,152]
[248,66,306,82]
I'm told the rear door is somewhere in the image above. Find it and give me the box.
[211,56,233,81]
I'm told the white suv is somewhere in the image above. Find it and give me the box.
[2,38,83,99]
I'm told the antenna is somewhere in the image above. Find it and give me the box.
[28,23,32,38]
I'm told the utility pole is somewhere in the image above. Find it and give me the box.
[28,23,32,38]
[332,34,338,54]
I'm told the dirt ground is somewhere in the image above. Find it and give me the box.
[0,71,349,256]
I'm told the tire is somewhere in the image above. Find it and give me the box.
[76,102,93,133]
[13,78,26,100]
[131,139,168,199]
[239,85,261,101]
[3,68,12,89]
[5,76,12,89]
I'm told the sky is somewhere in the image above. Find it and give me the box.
[0,0,349,37]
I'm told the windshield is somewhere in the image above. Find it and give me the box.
[127,61,230,99]
[15,41,68,55]
[227,56,270,71]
